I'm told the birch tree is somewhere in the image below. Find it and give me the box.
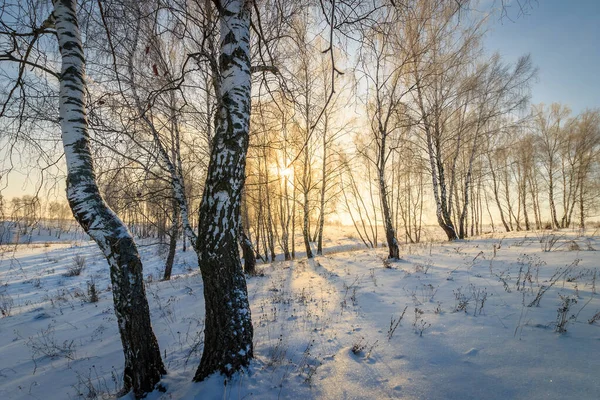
[357,5,414,259]
[573,110,600,228]
[54,1,166,396]
[192,0,254,381]
[0,0,167,396]
[534,103,570,229]
[404,0,533,239]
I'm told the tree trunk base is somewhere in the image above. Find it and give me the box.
[193,258,253,383]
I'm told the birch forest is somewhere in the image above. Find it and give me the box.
[0,0,599,399]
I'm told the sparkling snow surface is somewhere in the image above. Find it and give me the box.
[0,227,599,399]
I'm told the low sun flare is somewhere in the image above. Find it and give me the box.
[279,167,293,178]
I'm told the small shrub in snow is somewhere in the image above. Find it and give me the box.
[72,287,85,299]
[565,266,592,284]
[365,340,379,358]
[183,330,204,370]
[0,292,14,317]
[495,270,512,293]
[408,287,421,306]
[555,295,577,333]
[528,285,549,308]
[45,252,59,263]
[538,231,563,252]
[567,241,581,251]
[147,285,178,324]
[64,255,86,277]
[453,287,471,313]
[588,310,600,325]
[296,287,312,305]
[341,276,360,312]
[266,335,287,367]
[26,324,76,362]
[511,237,527,247]
[493,238,504,257]
[413,307,424,324]
[351,337,367,355]
[412,308,430,337]
[351,336,378,357]
[71,365,120,400]
[516,254,544,291]
[299,339,322,385]
[471,286,488,316]
[350,286,358,306]
[302,360,321,385]
[414,263,430,274]
[87,279,99,303]
[387,306,408,340]
[528,259,580,307]
[73,375,99,399]
[451,284,488,316]
[420,283,438,303]
[585,239,596,251]
[414,318,431,337]
[369,268,377,286]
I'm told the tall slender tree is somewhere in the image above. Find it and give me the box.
[193,0,254,381]
[1,1,169,397]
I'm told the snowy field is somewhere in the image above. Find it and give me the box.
[0,228,599,399]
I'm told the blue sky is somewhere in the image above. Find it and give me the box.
[484,0,600,114]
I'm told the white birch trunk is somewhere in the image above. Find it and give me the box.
[193,0,254,381]
[53,0,165,397]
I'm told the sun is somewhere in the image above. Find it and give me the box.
[279,167,293,179]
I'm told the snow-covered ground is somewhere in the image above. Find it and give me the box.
[1,228,599,399]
